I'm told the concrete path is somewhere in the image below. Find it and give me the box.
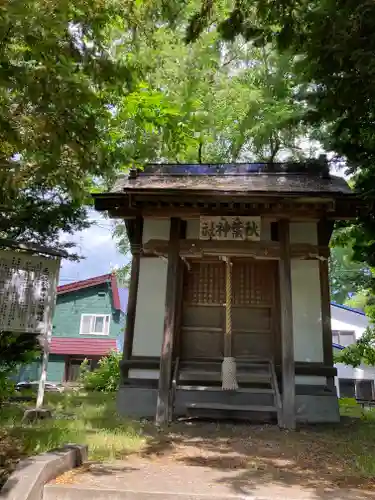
[44,459,374,500]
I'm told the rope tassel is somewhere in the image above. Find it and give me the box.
[222,257,238,390]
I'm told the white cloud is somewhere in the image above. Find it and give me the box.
[59,211,128,284]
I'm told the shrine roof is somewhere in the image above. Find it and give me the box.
[103,163,352,197]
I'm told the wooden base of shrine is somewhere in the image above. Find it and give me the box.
[116,385,340,424]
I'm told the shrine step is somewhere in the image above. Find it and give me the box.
[180,360,271,371]
[186,402,277,413]
[177,385,275,394]
[179,371,272,383]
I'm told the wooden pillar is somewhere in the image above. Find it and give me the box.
[320,258,333,363]
[279,219,296,429]
[318,220,334,390]
[122,217,143,379]
[156,217,181,426]
[174,221,187,360]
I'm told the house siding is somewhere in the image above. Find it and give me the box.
[15,282,124,384]
[15,361,41,383]
[47,355,66,383]
[53,284,123,340]
[14,354,66,383]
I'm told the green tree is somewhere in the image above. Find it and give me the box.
[120,1,322,163]
[0,0,193,255]
[112,3,320,271]
[0,0,196,400]
[329,246,373,305]
[112,222,131,287]
[335,328,375,368]
[186,0,375,268]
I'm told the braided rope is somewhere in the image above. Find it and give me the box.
[222,257,238,390]
[226,258,232,340]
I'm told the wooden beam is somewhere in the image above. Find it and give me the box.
[292,243,329,260]
[143,239,330,260]
[121,356,337,377]
[318,220,334,378]
[156,217,182,425]
[317,219,335,246]
[145,239,279,258]
[0,238,68,258]
[111,203,336,219]
[122,217,143,379]
[279,219,296,430]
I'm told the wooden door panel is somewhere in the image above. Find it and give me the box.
[233,332,273,358]
[181,328,223,358]
[232,306,272,332]
[180,258,278,360]
[182,305,223,329]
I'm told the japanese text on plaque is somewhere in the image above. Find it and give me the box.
[0,250,59,334]
[199,216,261,241]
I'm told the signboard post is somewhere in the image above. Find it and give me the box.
[0,248,61,409]
[35,263,61,408]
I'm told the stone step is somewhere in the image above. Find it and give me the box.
[44,484,247,500]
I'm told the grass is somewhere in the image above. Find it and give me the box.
[1,394,375,492]
[0,391,145,486]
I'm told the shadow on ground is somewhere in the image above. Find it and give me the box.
[129,417,375,499]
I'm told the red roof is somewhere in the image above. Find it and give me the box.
[57,274,121,311]
[50,337,117,356]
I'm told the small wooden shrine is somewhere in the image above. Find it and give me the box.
[94,161,362,429]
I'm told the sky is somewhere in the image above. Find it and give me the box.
[59,210,128,285]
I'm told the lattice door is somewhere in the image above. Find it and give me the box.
[181,260,225,358]
[184,261,225,306]
[231,260,277,359]
[180,259,278,360]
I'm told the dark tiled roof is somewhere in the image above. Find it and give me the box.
[110,171,352,196]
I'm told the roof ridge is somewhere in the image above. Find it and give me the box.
[57,273,121,311]
[331,301,366,316]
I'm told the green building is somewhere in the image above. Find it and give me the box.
[17,274,127,384]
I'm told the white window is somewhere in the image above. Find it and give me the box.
[332,330,355,347]
[79,314,110,335]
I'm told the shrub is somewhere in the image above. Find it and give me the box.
[80,351,121,392]
[339,397,358,407]
[0,331,40,403]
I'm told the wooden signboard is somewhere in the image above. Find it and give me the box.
[199,216,261,241]
[0,250,60,334]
